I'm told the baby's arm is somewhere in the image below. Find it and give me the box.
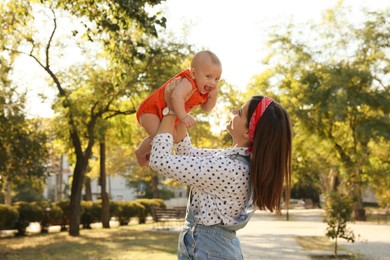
[171,78,196,128]
[200,85,218,112]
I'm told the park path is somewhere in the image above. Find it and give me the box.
[237,209,390,260]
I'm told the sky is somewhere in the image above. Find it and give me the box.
[162,0,389,87]
[12,0,389,118]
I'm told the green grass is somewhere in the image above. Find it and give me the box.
[295,236,367,260]
[295,235,335,252]
[0,225,179,260]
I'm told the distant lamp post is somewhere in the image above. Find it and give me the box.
[137,182,146,197]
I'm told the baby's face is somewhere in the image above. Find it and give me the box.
[192,61,222,95]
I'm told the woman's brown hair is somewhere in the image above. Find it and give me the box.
[247,96,292,212]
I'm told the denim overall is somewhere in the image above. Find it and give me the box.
[178,155,254,260]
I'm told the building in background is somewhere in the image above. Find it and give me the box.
[44,155,187,207]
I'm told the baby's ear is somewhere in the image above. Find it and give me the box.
[190,68,196,79]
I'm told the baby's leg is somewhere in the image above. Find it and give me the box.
[136,114,160,166]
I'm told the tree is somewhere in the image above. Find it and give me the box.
[324,191,355,256]
[0,5,48,204]
[0,86,48,205]
[1,0,170,236]
[252,5,389,219]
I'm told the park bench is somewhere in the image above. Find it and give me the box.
[376,207,389,224]
[151,207,186,228]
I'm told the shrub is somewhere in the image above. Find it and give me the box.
[80,201,101,229]
[134,198,166,223]
[46,204,63,226]
[324,191,355,256]
[115,201,145,225]
[55,200,70,231]
[110,200,121,217]
[0,204,19,230]
[35,201,63,233]
[14,201,43,236]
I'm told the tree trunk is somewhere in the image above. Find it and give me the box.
[84,176,92,201]
[4,180,12,205]
[100,140,110,228]
[151,174,159,198]
[353,184,366,221]
[69,156,88,236]
[56,155,63,201]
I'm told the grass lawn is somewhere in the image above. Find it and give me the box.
[0,224,179,260]
[295,236,366,260]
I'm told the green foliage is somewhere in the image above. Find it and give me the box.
[80,200,101,229]
[0,204,19,230]
[251,5,390,210]
[112,201,145,225]
[3,0,188,236]
[55,0,166,42]
[0,1,49,201]
[134,198,166,223]
[46,204,63,225]
[0,85,48,196]
[12,179,46,202]
[35,201,63,226]
[324,192,355,255]
[13,201,44,236]
[55,200,70,230]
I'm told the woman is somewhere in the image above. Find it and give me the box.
[149,91,292,259]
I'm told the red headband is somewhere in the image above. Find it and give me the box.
[248,97,274,143]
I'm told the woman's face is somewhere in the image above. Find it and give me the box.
[226,101,250,143]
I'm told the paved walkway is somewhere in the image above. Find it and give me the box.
[237,209,390,260]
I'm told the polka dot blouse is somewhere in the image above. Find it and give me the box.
[149,133,252,226]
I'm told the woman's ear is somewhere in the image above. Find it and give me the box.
[243,131,250,140]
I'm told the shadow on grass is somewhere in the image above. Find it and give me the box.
[0,226,179,260]
[296,236,368,260]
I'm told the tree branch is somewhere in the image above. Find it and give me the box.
[46,7,57,68]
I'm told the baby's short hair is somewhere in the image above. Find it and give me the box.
[191,50,221,68]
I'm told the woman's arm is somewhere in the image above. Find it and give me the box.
[174,134,223,157]
[150,131,243,195]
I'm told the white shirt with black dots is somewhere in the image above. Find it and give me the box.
[149,133,252,226]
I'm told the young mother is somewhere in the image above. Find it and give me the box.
[149,83,292,259]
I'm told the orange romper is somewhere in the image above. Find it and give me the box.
[136,69,209,124]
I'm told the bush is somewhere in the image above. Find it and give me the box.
[0,204,19,230]
[35,201,64,233]
[109,200,121,217]
[324,191,355,256]
[55,200,70,231]
[134,198,166,224]
[46,204,63,226]
[80,201,101,229]
[14,201,43,236]
[114,201,145,225]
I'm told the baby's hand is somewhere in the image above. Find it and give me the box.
[182,114,196,128]
[208,85,219,99]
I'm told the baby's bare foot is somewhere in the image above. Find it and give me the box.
[135,148,149,167]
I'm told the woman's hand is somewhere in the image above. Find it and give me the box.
[164,77,196,108]
[164,77,182,109]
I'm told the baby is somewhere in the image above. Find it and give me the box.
[135,50,222,166]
